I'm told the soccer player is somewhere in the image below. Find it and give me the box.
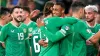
[84,5,100,56]
[38,2,78,56]
[0,7,12,56]
[37,2,100,56]
[23,6,40,56]
[0,6,28,56]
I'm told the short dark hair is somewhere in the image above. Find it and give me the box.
[54,2,65,9]
[0,7,10,15]
[23,6,30,13]
[71,1,85,12]
[10,6,23,14]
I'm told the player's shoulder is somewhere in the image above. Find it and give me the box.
[76,20,88,28]
[3,22,11,27]
[95,23,100,29]
[46,16,62,21]
[20,23,28,28]
[96,23,100,26]
[1,22,11,30]
[30,21,37,26]
[77,20,85,24]
[32,21,36,24]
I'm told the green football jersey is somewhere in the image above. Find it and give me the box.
[71,17,93,56]
[84,22,100,56]
[0,25,5,56]
[26,21,40,56]
[39,16,78,56]
[26,21,37,34]
[31,27,41,56]
[25,21,37,56]
[0,22,28,56]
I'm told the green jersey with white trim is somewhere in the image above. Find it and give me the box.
[71,17,93,56]
[84,22,100,56]
[31,27,40,56]
[39,16,78,56]
[0,22,28,56]
[0,25,5,56]
[26,21,37,56]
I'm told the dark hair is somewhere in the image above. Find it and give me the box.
[43,1,54,17]
[0,7,10,15]
[54,2,65,9]
[23,6,30,13]
[61,0,72,14]
[71,1,85,12]
[10,6,23,14]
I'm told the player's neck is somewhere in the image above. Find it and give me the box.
[24,17,31,24]
[87,20,96,27]
[72,13,80,19]
[12,20,21,27]
[0,19,6,26]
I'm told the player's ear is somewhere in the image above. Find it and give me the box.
[62,9,65,13]
[1,15,5,20]
[94,12,98,18]
[11,14,13,18]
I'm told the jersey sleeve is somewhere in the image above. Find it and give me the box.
[79,21,93,40]
[0,26,8,43]
[40,24,73,42]
[62,17,78,25]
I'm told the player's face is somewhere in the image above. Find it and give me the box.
[11,8,24,22]
[5,13,12,23]
[85,10,96,22]
[22,11,29,22]
[52,5,64,17]
[79,8,85,19]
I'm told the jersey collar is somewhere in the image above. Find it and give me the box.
[10,22,22,28]
[86,21,97,28]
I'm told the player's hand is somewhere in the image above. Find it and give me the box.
[38,39,48,47]
[2,43,5,48]
[36,18,45,27]
[30,9,40,18]
[28,33,32,38]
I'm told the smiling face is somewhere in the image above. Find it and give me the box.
[11,8,25,22]
[52,5,64,17]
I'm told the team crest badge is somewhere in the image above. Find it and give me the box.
[87,29,91,33]
[23,29,26,33]
[28,28,33,32]
[65,26,69,30]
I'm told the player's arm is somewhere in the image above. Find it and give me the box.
[62,17,78,25]
[37,18,72,42]
[0,26,8,48]
[79,21,100,45]
[40,25,72,42]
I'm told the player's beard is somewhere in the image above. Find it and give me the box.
[87,18,95,22]
[14,16,23,23]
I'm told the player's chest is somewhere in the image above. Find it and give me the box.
[7,28,26,38]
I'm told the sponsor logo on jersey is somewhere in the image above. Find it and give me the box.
[28,28,33,33]
[11,30,14,33]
